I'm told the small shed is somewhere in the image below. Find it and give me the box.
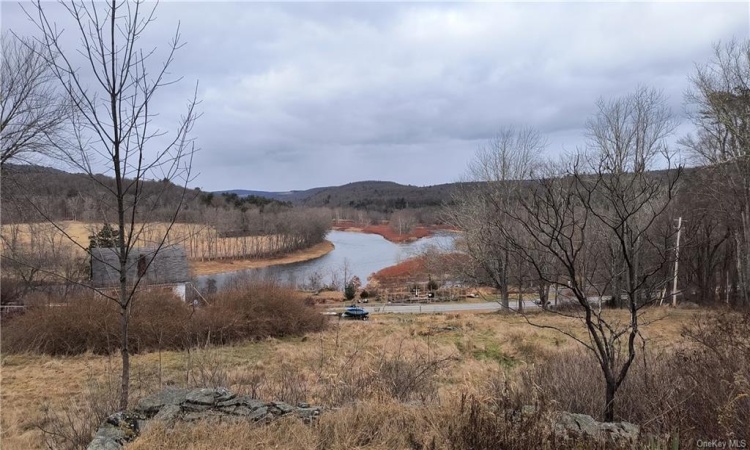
[90,246,190,299]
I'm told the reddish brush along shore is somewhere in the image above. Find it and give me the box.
[332,220,456,243]
[371,256,429,283]
[370,253,469,287]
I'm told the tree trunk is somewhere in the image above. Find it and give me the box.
[118,198,129,410]
[742,207,750,306]
[500,286,509,309]
[501,247,510,309]
[610,251,622,308]
[604,379,616,422]
[119,304,130,410]
[538,283,549,310]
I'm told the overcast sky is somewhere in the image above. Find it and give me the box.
[3,1,748,192]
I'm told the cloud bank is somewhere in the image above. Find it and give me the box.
[3,2,747,190]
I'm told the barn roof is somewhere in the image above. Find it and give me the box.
[90,246,189,287]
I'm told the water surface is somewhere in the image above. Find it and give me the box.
[196,230,456,290]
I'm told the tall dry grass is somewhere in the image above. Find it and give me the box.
[1,281,327,355]
[3,308,746,449]
[514,309,750,443]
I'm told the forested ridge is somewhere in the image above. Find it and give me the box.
[219,180,475,211]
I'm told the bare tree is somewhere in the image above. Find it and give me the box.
[683,39,750,307]
[446,126,544,309]
[0,32,70,166]
[584,86,678,308]
[24,0,199,410]
[0,222,86,302]
[510,87,680,422]
[390,210,417,236]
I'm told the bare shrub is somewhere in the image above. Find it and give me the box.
[0,277,25,305]
[519,349,612,417]
[674,310,750,441]
[516,347,683,426]
[1,292,189,355]
[315,346,376,406]
[191,279,327,346]
[374,341,455,403]
[516,311,750,442]
[35,376,120,450]
[445,392,562,450]
[184,345,230,388]
[231,367,266,399]
[312,338,455,406]
[264,364,311,406]
[2,295,121,355]
[2,281,327,356]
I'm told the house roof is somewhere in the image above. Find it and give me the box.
[90,246,189,287]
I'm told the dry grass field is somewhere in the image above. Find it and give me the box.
[0,308,704,449]
[0,221,334,276]
[191,241,334,276]
[1,220,275,257]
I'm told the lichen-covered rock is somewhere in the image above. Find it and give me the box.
[86,436,123,450]
[214,387,236,403]
[296,407,322,423]
[553,411,639,445]
[86,411,145,450]
[183,410,226,423]
[220,405,254,416]
[248,406,269,421]
[270,401,295,415]
[185,388,217,405]
[598,420,640,444]
[135,388,189,416]
[152,404,182,424]
[182,401,213,412]
[217,395,265,410]
[88,388,322,449]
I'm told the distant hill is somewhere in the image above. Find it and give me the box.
[2,164,465,216]
[1,163,203,224]
[4,162,700,220]
[217,180,472,212]
[216,187,329,203]
[300,181,460,210]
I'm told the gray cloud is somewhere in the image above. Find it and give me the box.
[3,1,747,191]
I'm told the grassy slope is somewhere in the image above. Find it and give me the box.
[0,309,697,449]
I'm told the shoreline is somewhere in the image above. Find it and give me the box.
[190,240,334,277]
[331,221,457,243]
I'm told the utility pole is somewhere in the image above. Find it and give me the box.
[672,216,682,307]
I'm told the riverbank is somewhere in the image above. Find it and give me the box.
[190,240,334,277]
[332,220,456,243]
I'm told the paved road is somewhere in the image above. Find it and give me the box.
[357,300,542,314]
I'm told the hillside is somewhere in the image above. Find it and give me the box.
[1,163,201,224]
[217,188,329,203]
[4,163,700,220]
[219,180,473,212]
[1,163,466,225]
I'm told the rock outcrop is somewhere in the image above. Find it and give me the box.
[87,387,321,450]
[554,411,640,446]
[509,405,640,446]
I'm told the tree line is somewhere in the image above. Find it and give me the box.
[446,40,750,422]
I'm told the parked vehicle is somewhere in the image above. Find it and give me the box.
[342,305,369,320]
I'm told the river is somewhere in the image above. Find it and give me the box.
[195,230,457,290]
